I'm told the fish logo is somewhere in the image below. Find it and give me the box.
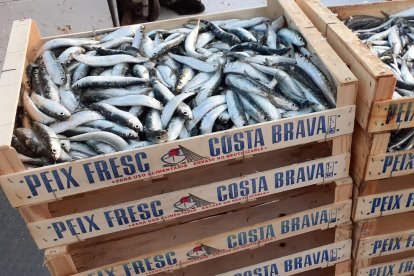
[173,194,213,211]
[327,115,337,134]
[325,161,335,178]
[186,244,222,259]
[330,248,338,261]
[161,145,206,167]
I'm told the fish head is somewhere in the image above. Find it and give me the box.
[297,38,305,47]
[147,130,168,144]
[60,140,71,152]
[126,130,139,139]
[50,143,62,161]
[129,118,143,131]
[181,108,193,120]
[57,109,72,120]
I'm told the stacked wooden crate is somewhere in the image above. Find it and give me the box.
[0,0,358,275]
[297,0,414,275]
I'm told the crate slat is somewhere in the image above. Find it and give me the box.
[356,256,414,276]
[217,239,352,276]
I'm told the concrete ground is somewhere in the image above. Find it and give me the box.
[0,0,385,275]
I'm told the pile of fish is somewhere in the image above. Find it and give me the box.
[344,6,414,152]
[388,127,414,152]
[13,16,336,167]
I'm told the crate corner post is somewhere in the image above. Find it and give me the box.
[45,246,77,276]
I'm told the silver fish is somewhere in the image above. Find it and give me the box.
[43,50,66,85]
[70,132,129,151]
[161,92,196,128]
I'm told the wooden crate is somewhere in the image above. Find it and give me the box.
[0,1,357,274]
[351,174,414,274]
[0,0,356,246]
[0,0,357,209]
[296,0,414,133]
[44,177,353,276]
[296,0,414,183]
[352,212,414,275]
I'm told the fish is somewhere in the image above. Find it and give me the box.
[99,95,164,110]
[161,92,196,128]
[100,24,144,43]
[69,132,129,151]
[30,92,71,120]
[72,53,149,66]
[72,76,150,89]
[225,89,248,127]
[32,122,62,161]
[344,9,414,152]
[92,102,144,131]
[15,16,336,166]
[43,50,67,85]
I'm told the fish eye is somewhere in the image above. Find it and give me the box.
[157,136,161,140]
[52,149,57,153]
[60,112,65,116]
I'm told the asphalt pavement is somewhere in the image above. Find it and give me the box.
[0,189,48,276]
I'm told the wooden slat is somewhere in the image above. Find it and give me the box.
[296,0,338,36]
[368,98,414,132]
[356,228,414,260]
[365,148,414,180]
[355,211,414,239]
[217,240,352,276]
[357,174,414,199]
[0,106,356,208]
[46,141,333,217]
[330,0,414,19]
[357,256,414,276]
[353,187,414,221]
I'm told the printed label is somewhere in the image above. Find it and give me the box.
[357,229,414,259]
[218,240,351,276]
[354,188,414,220]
